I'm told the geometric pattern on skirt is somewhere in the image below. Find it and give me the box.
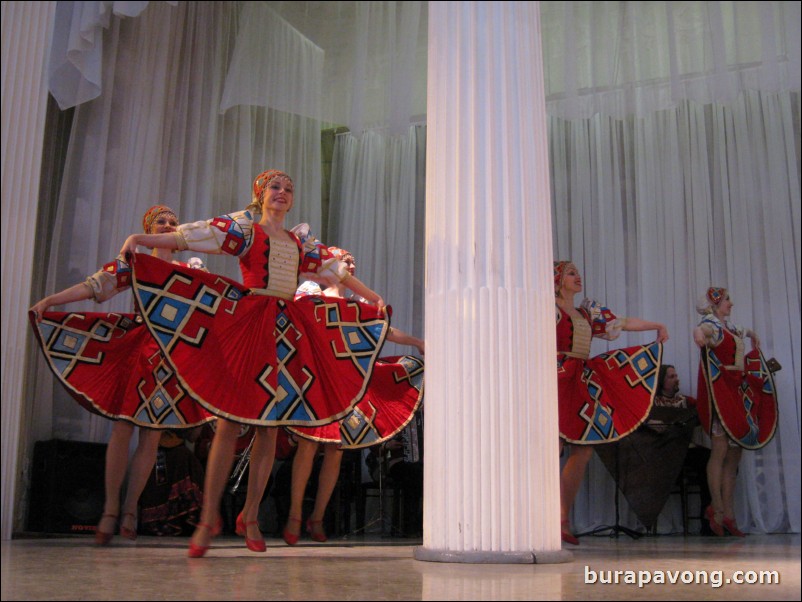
[558,341,662,444]
[697,347,778,449]
[289,354,424,448]
[28,310,214,428]
[130,253,390,427]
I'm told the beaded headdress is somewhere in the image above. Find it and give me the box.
[142,205,177,234]
[706,287,727,306]
[252,169,293,206]
[553,260,576,292]
[328,246,354,263]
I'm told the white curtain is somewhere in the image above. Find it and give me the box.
[328,125,427,354]
[541,1,801,119]
[270,1,428,134]
[550,91,801,534]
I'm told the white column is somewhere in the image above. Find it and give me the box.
[416,1,568,563]
[1,1,56,541]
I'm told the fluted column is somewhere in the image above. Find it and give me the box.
[416,1,568,563]
[1,1,56,541]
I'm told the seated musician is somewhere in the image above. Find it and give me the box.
[647,363,713,533]
[645,364,698,432]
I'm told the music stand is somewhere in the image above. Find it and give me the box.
[580,441,641,540]
[348,450,400,538]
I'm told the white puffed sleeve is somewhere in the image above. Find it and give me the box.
[580,298,624,341]
[84,256,132,303]
[290,223,350,286]
[175,210,255,257]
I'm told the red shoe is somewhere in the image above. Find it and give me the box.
[560,520,579,545]
[119,512,137,541]
[187,522,217,558]
[283,517,302,546]
[704,506,725,537]
[94,513,117,546]
[235,512,246,537]
[722,516,745,537]
[306,519,328,543]
[235,511,265,552]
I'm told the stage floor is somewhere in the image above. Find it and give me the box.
[2,532,799,600]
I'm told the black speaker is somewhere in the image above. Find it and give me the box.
[27,439,107,534]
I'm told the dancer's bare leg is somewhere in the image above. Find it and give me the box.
[721,445,743,518]
[287,438,319,537]
[309,445,343,523]
[119,428,161,533]
[99,421,135,534]
[707,434,728,515]
[189,419,240,548]
[559,444,593,524]
[240,426,277,542]
[307,444,343,540]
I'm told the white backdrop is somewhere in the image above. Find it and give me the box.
[7,1,800,535]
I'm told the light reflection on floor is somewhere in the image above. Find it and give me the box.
[2,533,799,600]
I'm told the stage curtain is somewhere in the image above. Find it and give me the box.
[541,1,800,119]
[327,125,426,355]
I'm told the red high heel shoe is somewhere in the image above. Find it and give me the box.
[722,516,745,537]
[187,522,217,558]
[235,511,246,537]
[236,512,266,552]
[94,513,118,546]
[560,520,579,545]
[119,512,137,541]
[704,506,725,537]
[306,519,328,543]
[283,517,302,546]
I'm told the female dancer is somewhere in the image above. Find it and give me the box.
[693,287,778,537]
[119,170,390,557]
[554,260,668,544]
[30,205,213,544]
[282,247,424,544]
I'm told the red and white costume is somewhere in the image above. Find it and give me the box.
[30,255,214,428]
[557,299,662,443]
[129,212,390,426]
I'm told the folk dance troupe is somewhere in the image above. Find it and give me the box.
[30,172,779,552]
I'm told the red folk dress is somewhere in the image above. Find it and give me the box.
[557,299,663,444]
[695,314,778,449]
[129,212,390,427]
[29,256,214,428]
[288,284,424,447]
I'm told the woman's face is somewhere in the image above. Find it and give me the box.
[715,294,733,318]
[560,265,583,295]
[149,213,179,234]
[262,176,294,212]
